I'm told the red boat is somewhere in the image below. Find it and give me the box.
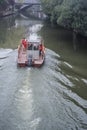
[17,35,45,67]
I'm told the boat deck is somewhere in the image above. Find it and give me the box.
[17,45,45,67]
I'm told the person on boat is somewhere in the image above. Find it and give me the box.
[28,43,33,50]
[21,38,27,49]
[41,39,45,52]
[39,43,43,55]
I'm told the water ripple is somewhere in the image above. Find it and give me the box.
[0,48,87,130]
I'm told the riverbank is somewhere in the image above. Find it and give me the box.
[0,10,17,18]
[41,0,87,38]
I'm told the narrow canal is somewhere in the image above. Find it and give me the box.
[0,13,87,130]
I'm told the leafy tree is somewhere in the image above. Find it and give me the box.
[0,0,15,11]
[0,0,8,10]
[41,0,87,36]
[56,0,87,35]
[8,0,15,5]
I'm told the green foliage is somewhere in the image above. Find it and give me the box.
[41,0,87,36]
[0,0,8,10]
[0,0,14,11]
[41,0,59,16]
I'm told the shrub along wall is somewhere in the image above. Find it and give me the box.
[41,0,87,37]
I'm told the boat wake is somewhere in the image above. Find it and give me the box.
[0,48,87,130]
[0,49,13,59]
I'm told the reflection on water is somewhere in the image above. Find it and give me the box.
[0,15,43,49]
[0,16,24,49]
[0,16,15,45]
[0,14,87,130]
[41,24,87,78]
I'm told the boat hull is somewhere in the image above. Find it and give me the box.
[17,53,45,67]
[17,61,44,67]
[32,58,45,67]
[17,63,27,67]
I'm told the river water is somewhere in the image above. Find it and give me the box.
[0,14,87,130]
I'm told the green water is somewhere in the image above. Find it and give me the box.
[0,15,87,130]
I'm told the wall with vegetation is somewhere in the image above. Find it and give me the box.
[41,0,87,36]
